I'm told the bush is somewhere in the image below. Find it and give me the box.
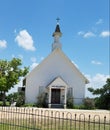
[83,97,95,109]
[73,104,86,109]
[95,95,110,109]
[0,101,10,106]
[36,93,47,108]
[16,92,25,107]
[67,98,74,108]
[0,101,3,106]
[7,92,25,107]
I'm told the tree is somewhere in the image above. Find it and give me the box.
[0,58,29,106]
[88,78,110,109]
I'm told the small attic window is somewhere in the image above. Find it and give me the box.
[23,78,26,86]
[22,87,25,91]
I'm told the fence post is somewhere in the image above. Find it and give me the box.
[88,115,91,130]
[104,116,106,130]
[74,114,77,130]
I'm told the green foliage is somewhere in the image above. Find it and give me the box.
[83,97,95,109]
[67,98,74,108]
[16,92,25,107]
[23,103,36,107]
[0,101,10,106]
[94,94,110,109]
[72,98,95,110]
[7,93,17,102]
[0,101,2,106]
[36,92,47,108]
[88,78,110,109]
[7,92,25,107]
[66,90,74,108]
[0,58,29,105]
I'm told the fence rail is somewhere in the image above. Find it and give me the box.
[0,107,110,130]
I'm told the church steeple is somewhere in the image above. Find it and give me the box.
[52,18,62,51]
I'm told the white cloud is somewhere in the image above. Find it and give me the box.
[83,32,96,38]
[31,57,37,62]
[15,30,36,51]
[100,31,110,38]
[30,62,38,70]
[96,19,103,25]
[78,31,96,38]
[85,73,109,97]
[77,31,85,35]
[30,57,38,70]
[0,40,7,48]
[91,60,102,65]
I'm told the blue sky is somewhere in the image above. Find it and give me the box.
[0,0,109,97]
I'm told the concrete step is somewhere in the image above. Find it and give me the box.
[51,104,64,108]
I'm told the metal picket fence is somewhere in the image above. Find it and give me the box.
[0,107,110,130]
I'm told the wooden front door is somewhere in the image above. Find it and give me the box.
[51,89,60,104]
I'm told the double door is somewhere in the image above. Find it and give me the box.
[51,89,60,104]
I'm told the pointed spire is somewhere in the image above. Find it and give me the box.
[55,24,61,33]
[52,18,62,51]
[53,18,62,37]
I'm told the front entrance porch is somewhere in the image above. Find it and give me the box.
[46,77,68,109]
[48,87,67,108]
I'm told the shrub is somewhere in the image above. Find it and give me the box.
[67,97,74,108]
[83,97,95,109]
[36,93,47,108]
[0,101,3,106]
[7,92,25,107]
[15,92,25,107]
[0,101,10,106]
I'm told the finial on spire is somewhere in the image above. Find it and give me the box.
[52,18,62,51]
[56,17,60,24]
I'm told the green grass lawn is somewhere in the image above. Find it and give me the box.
[0,101,10,106]
[0,119,109,130]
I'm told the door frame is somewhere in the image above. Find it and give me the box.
[51,89,61,104]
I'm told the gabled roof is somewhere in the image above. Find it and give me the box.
[46,76,69,89]
[26,48,89,84]
[54,48,89,84]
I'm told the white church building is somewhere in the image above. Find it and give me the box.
[22,21,89,108]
